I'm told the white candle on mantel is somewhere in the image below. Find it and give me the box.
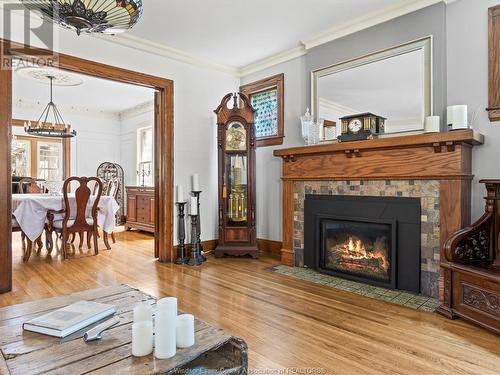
[176,314,195,348]
[177,185,185,203]
[192,174,200,192]
[424,116,440,133]
[190,196,198,216]
[155,297,177,359]
[132,321,153,357]
[133,302,152,323]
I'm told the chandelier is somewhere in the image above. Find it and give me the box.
[24,76,76,138]
[21,0,143,35]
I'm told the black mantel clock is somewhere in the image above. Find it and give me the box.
[213,93,258,259]
[338,113,386,142]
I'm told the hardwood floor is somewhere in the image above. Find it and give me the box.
[1,231,499,374]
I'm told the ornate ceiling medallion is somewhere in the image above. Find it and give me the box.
[21,0,143,36]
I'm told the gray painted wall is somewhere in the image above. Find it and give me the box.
[447,0,498,220]
[241,2,448,241]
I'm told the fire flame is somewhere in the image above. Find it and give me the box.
[342,236,389,273]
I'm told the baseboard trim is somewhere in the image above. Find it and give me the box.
[174,239,282,258]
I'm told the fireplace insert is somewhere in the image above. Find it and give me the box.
[319,216,396,289]
[304,195,421,293]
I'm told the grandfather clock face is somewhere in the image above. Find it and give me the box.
[225,122,247,151]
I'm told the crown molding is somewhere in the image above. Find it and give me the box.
[13,98,121,120]
[95,33,240,77]
[119,100,154,121]
[239,46,306,77]
[302,0,446,50]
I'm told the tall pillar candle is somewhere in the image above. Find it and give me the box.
[451,105,468,130]
[192,174,200,191]
[190,196,198,216]
[424,116,440,133]
[176,314,195,348]
[132,321,153,357]
[154,297,177,359]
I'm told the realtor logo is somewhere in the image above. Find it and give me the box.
[1,2,58,69]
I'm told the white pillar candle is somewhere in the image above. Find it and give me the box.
[192,174,199,191]
[424,116,440,133]
[177,185,185,203]
[190,196,198,216]
[451,105,468,130]
[133,302,153,323]
[176,314,195,349]
[154,297,177,359]
[132,321,153,357]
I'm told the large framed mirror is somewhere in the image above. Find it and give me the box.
[312,37,432,136]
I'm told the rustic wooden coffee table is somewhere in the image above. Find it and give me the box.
[0,284,247,374]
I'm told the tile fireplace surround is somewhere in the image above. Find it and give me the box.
[274,130,484,302]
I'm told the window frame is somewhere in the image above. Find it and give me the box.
[240,73,284,147]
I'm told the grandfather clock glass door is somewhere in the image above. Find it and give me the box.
[215,94,258,258]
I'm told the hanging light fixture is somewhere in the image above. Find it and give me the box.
[24,75,77,138]
[21,0,143,36]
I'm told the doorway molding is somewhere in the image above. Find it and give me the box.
[0,38,175,293]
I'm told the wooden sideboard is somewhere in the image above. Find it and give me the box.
[125,186,155,233]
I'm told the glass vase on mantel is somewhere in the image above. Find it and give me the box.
[300,108,323,145]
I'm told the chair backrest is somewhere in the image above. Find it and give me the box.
[18,178,45,194]
[62,177,103,230]
[105,177,120,199]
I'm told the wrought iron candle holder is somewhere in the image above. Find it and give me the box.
[191,190,207,262]
[188,214,204,266]
[137,162,152,187]
[175,202,189,264]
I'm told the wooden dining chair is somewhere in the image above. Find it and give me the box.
[46,177,103,259]
[18,178,45,194]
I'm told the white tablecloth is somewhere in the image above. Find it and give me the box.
[12,194,120,241]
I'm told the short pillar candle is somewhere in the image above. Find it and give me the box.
[132,321,153,357]
[176,314,195,348]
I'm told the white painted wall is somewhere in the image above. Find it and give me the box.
[240,57,307,241]
[2,10,239,244]
[446,0,498,221]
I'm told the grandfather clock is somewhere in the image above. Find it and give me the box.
[214,93,258,258]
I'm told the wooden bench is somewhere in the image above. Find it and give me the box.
[0,284,247,374]
[438,180,500,334]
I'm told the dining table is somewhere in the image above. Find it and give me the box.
[12,193,120,242]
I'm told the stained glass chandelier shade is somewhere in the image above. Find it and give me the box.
[21,0,143,35]
[24,76,76,138]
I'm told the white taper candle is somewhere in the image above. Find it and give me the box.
[190,196,198,216]
[177,185,185,203]
[192,174,199,191]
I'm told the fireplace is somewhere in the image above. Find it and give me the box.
[304,195,421,293]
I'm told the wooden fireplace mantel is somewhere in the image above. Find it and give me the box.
[274,130,484,266]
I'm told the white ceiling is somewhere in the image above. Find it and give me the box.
[13,66,154,114]
[128,0,407,68]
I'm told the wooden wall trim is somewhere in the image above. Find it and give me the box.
[0,60,12,293]
[488,4,500,121]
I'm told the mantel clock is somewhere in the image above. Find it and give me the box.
[338,113,386,142]
[213,93,258,258]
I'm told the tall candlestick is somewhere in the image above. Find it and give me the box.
[190,196,198,216]
[177,185,185,203]
[175,202,189,264]
[132,321,153,357]
[176,314,195,348]
[192,174,200,191]
[155,297,177,359]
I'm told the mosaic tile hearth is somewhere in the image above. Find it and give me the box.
[293,180,441,298]
[270,265,440,312]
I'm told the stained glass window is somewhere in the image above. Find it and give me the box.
[251,89,278,138]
